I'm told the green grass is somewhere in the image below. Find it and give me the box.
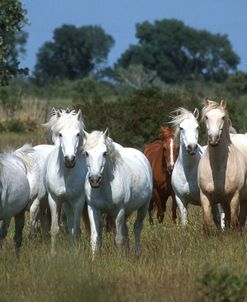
[0,205,247,302]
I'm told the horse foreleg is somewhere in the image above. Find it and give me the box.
[230,193,240,230]
[175,194,188,226]
[212,203,225,230]
[115,208,129,255]
[200,191,213,234]
[134,203,149,257]
[29,198,40,239]
[148,196,154,224]
[62,202,75,245]
[153,190,164,223]
[48,194,60,256]
[72,197,85,246]
[14,209,25,257]
[88,205,102,258]
[171,193,177,223]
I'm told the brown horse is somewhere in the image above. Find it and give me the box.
[144,127,179,223]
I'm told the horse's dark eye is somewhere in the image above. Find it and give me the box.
[205,116,208,120]
[179,127,183,131]
[103,151,107,157]
[58,133,62,137]
[76,133,80,137]
[85,151,89,157]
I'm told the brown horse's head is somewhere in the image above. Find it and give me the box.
[160,127,179,174]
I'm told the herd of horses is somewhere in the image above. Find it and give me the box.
[1,98,247,257]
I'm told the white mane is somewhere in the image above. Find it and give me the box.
[83,131,120,164]
[169,107,198,128]
[43,109,84,134]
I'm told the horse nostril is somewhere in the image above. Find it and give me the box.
[89,175,102,187]
[65,155,75,162]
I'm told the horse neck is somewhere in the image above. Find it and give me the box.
[208,122,231,165]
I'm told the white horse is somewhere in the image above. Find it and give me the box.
[0,148,30,252]
[170,107,224,227]
[83,130,152,257]
[43,109,87,254]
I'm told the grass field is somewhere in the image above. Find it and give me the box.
[0,128,247,302]
[0,201,247,302]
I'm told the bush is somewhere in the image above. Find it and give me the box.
[4,119,25,132]
[74,86,200,148]
[194,266,247,302]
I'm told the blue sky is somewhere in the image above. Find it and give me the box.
[21,0,247,73]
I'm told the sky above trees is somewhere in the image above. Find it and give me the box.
[20,0,247,73]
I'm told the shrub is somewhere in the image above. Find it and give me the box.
[74,86,200,148]
[194,266,247,302]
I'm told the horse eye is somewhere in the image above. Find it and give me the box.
[179,127,183,131]
[85,151,89,157]
[103,151,107,157]
[205,116,208,120]
[58,133,62,137]
[76,133,80,137]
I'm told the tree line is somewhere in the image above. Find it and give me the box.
[1,0,246,88]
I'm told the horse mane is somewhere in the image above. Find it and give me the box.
[168,108,199,140]
[0,144,34,174]
[169,107,198,129]
[43,109,84,134]
[83,131,120,164]
[160,127,176,140]
[14,144,34,172]
[201,99,228,120]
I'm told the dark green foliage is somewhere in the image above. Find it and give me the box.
[195,267,247,302]
[225,71,247,97]
[116,19,240,83]
[0,84,22,116]
[74,86,199,148]
[0,0,28,85]
[33,25,114,85]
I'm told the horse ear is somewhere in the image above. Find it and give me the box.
[83,130,89,140]
[51,107,57,116]
[103,128,109,138]
[220,99,227,109]
[56,110,61,118]
[204,97,210,106]
[77,109,82,121]
[193,108,199,120]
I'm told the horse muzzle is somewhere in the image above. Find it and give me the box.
[187,144,198,155]
[208,135,220,146]
[64,155,76,168]
[89,175,102,188]
[167,165,174,175]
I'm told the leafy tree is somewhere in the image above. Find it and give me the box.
[116,19,240,83]
[0,0,28,85]
[33,25,114,85]
[225,71,247,96]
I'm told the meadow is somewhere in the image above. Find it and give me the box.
[0,96,247,302]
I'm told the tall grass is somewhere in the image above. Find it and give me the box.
[0,205,247,302]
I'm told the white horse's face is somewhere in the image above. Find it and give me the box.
[84,137,107,188]
[179,118,199,155]
[57,125,81,168]
[205,108,225,146]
